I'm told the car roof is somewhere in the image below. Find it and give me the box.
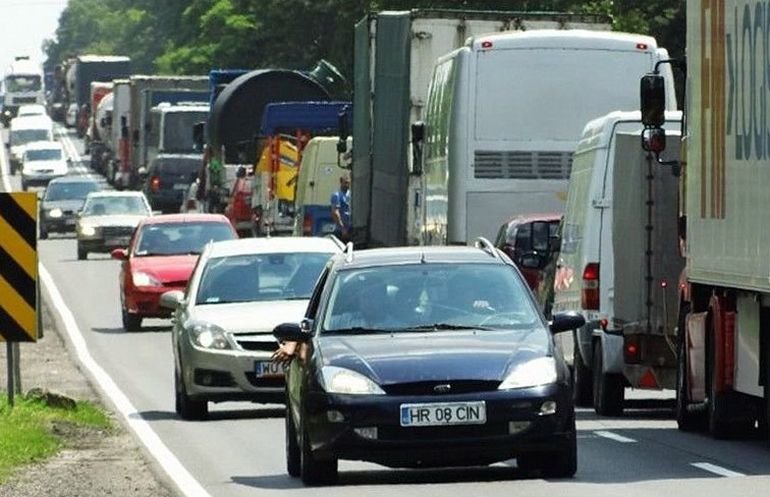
[138,213,230,226]
[23,140,63,151]
[206,236,341,259]
[85,190,146,199]
[503,213,562,227]
[47,175,100,185]
[332,244,510,270]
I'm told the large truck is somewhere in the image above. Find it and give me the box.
[640,0,770,439]
[145,100,209,170]
[110,75,208,189]
[2,56,45,125]
[349,10,612,248]
[66,55,132,137]
[416,30,678,247]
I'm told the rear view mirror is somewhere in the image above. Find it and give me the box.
[273,321,312,342]
[160,290,185,310]
[550,312,586,334]
[640,73,666,128]
[337,107,350,154]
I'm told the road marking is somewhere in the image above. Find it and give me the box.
[40,256,213,497]
[691,462,745,478]
[594,430,637,443]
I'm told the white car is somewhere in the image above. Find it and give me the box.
[21,140,68,190]
[8,114,54,174]
[162,236,343,420]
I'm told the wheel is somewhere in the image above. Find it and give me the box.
[676,303,706,431]
[285,404,301,477]
[39,227,48,240]
[21,180,27,191]
[299,417,337,485]
[517,413,577,478]
[77,244,87,260]
[174,365,207,420]
[121,309,142,332]
[572,333,593,407]
[592,340,624,416]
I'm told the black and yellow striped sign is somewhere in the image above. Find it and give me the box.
[0,192,38,342]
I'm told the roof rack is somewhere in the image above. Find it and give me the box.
[344,242,355,263]
[474,237,502,261]
[325,234,346,251]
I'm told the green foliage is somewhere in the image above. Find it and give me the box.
[44,0,685,78]
[0,394,112,483]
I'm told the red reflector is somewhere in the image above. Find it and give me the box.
[303,215,312,236]
[581,263,600,310]
[639,368,659,389]
[660,280,668,288]
[150,176,161,192]
[599,318,608,330]
[481,40,493,49]
[636,43,649,50]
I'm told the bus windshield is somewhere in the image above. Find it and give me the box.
[5,75,42,92]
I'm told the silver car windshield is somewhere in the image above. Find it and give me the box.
[322,263,544,335]
[82,196,149,216]
[195,252,332,304]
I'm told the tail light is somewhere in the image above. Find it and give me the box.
[624,336,641,364]
[581,263,600,310]
[303,214,312,236]
[150,176,161,192]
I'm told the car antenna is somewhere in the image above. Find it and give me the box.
[474,237,502,261]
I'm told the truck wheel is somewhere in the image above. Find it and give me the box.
[572,334,593,407]
[592,340,624,416]
[77,244,87,260]
[676,303,706,431]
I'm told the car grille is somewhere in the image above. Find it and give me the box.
[13,96,37,104]
[102,226,135,238]
[378,423,508,441]
[474,150,572,180]
[244,374,284,388]
[382,380,500,396]
[234,335,277,352]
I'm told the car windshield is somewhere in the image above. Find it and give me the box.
[134,222,236,256]
[82,196,149,216]
[44,181,99,201]
[25,148,62,161]
[321,263,544,334]
[156,158,201,177]
[11,129,50,145]
[195,252,332,304]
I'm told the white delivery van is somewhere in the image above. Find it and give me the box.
[293,137,351,237]
[552,110,683,416]
[8,114,55,174]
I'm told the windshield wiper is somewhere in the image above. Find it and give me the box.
[400,323,494,332]
[323,327,395,335]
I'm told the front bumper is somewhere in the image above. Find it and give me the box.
[22,172,65,186]
[78,236,131,253]
[180,337,284,404]
[125,285,185,318]
[302,383,574,468]
[40,214,78,233]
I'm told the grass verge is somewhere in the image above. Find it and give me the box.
[0,392,112,483]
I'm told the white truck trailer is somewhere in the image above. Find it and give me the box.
[640,0,769,439]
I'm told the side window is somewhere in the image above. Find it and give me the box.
[305,266,331,320]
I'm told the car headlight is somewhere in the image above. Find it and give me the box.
[80,224,97,236]
[48,208,63,218]
[320,366,385,395]
[189,322,231,350]
[132,271,161,287]
[498,357,558,390]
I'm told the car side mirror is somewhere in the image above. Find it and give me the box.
[110,248,128,260]
[640,73,666,128]
[273,321,312,342]
[159,290,185,310]
[549,312,586,334]
[337,107,349,153]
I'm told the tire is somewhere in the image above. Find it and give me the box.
[174,365,208,420]
[592,340,624,416]
[517,413,577,478]
[21,180,27,191]
[121,309,142,332]
[39,227,48,240]
[285,404,301,477]
[77,244,87,260]
[676,303,706,431]
[572,333,593,407]
[299,417,337,485]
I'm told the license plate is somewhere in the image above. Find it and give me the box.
[400,401,486,427]
[106,237,130,246]
[174,183,189,191]
[321,223,336,234]
[254,361,286,378]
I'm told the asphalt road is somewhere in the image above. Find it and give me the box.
[3,126,770,497]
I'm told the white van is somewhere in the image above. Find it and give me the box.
[8,114,54,173]
[293,137,351,237]
[552,110,683,416]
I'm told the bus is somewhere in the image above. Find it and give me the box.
[417,30,678,246]
[2,56,45,125]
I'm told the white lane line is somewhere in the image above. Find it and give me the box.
[39,265,213,497]
[691,462,745,478]
[594,430,637,443]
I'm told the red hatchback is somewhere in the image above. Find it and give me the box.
[112,213,237,331]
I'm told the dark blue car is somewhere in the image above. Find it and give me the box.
[274,240,584,485]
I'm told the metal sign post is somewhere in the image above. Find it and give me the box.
[6,342,14,407]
